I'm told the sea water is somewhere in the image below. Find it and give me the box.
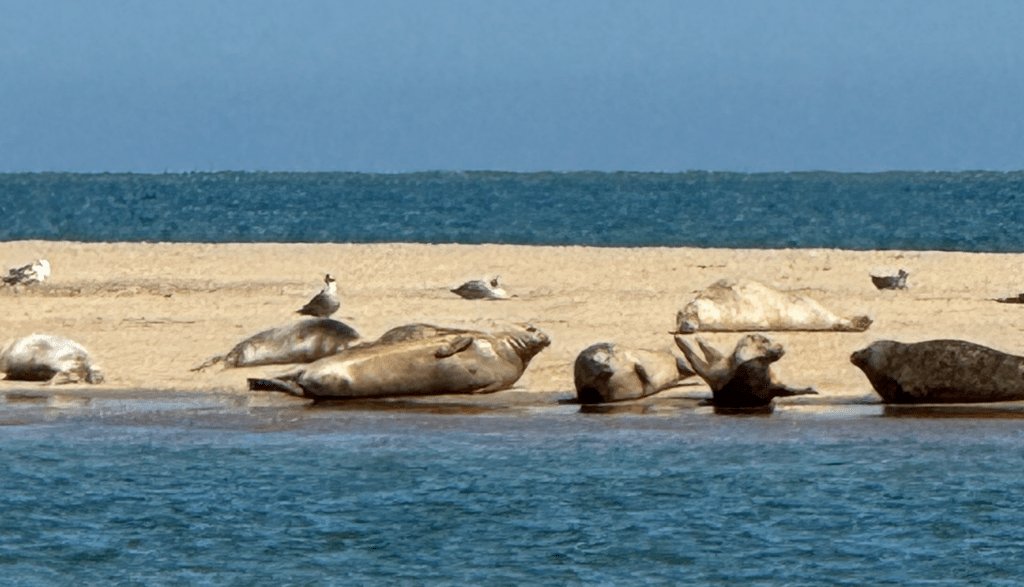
[2,170,1023,250]
[4,171,1024,584]
[2,408,1024,585]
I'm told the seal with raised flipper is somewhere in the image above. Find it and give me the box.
[675,278,872,333]
[0,334,104,384]
[191,318,360,371]
[248,323,550,400]
[673,333,815,409]
[851,339,1024,404]
[573,343,695,404]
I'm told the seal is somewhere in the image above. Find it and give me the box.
[451,276,510,300]
[191,318,359,371]
[675,278,872,333]
[673,334,815,409]
[297,274,341,318]
[573,342,695,404]
[871,269,908,290]
[0,334,104,384]
[248,323,550,400]
[851,339,1024,403]
[2,259,51,286]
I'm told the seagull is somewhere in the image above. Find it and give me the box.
[450,276,510,300]
[297,274,341,317]
[2,259,51,286]
[870,269,909,290]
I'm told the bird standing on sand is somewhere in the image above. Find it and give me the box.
[451,276,510,300]
[297,274,341,317]
[2,259,51,286]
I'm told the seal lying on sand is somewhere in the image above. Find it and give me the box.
[297,274,341,318]
[191,318,359,371]
[851,339,1024,403]
[574,343,695,404]
[993,293,1024,304]
[0,334,104,384]
[675,278,872,333]
[673,334,815,409]
[451,277,510,300]
[2,259,51,286]
[871,269,909,290]
[248,323,550,400]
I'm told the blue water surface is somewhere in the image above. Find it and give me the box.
[2,171,1023,250]
[2,410,1023,585]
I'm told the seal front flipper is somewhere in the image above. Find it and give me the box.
[435,337,474,358]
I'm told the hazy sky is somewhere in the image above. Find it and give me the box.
[2,0,1023,172]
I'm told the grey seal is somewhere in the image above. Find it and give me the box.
[0,334,104,384]
[192,318,359,371]
[675,278,872,333]
[573,343,695,404]
[297,274,341,318]
[674,334,815,409]
[248,323,550,400]
[851,339,1024,403]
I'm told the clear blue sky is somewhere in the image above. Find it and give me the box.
[2,0,1022,172]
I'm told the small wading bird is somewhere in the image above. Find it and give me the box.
[297,274,340,318]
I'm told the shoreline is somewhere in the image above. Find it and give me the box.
[3,240,1024,407]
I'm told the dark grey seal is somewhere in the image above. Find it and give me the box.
[573,343,694,404]
[191,318,359,371]
[297,274,341,318]
[851,339,1024,403]
[0,334,104,384]
[674,334,815,409]
[871,269,909,290]
[248,323,550,400]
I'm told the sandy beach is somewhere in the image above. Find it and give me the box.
[2,240,1023,404]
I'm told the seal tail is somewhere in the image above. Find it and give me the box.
[190,354,226,372]
[247,378,307,397]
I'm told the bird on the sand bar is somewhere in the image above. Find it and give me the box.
[297,274,341,318]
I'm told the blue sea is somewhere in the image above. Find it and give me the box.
[2,170,1023,250]
[4,170,1024,585]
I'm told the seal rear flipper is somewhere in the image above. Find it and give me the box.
[770,384,817,397]
[247,378,307,397]
[435,337,474,358]
[190,354,226,372]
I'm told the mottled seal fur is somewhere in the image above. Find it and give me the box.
[451,277,510,300]
[674,334,815,408]
[871,269,909,290]
[0,334,104,384]
[573,343,695,404]
[248,323,550,400]
[676,278,872,333]
[191,318,359,371]
[851,339,1024,403]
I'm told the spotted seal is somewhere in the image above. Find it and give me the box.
[851,339,1024,403]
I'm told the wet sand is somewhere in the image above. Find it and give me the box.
[3,241,1024,414]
